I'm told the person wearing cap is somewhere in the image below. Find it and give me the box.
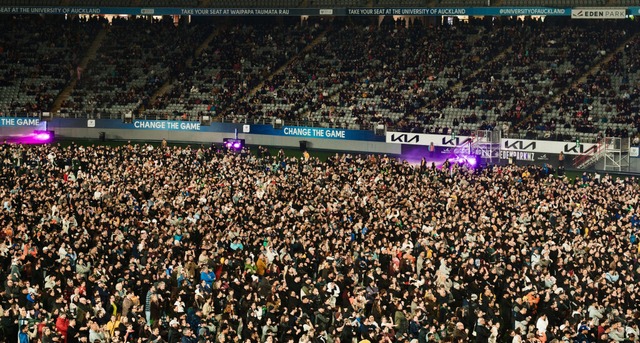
[574,323,592,343]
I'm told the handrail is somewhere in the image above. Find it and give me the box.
[573,142,605,169]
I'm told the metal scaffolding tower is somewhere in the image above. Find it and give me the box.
[451,129,501,166]
[603,137,630,172]
[471,129,501,165]
[573,137,630,171]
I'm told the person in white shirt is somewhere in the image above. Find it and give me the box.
[512,328,523,343]
[326,281,340,307]
[489,323,500,343]
[536,314,549,334]
[173,296,185,314]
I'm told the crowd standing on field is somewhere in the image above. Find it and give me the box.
[0,142,639,343]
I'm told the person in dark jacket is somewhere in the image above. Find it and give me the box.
[474,318,491,343]
[180,327,197,343]
[67,318,80,343]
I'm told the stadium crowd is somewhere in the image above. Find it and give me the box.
[4,15,640,142]
[60,16,211,120]
[145,19,321,122]
[0,15,103,118]
[0,142,639,343]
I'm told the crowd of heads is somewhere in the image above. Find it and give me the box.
[0,141,639,343]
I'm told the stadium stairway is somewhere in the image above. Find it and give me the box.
[240,29,329,102]
[417,35,512,113]
[51,26,108,115]
[530,30,640,123]
[571,31,639,89]
[510,30,640,137]
[191,26,223,69]
[146,27,223,107]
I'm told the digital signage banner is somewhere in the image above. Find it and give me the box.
[48,119,384,141]
[571,7,626,19]
[0,6,572,16]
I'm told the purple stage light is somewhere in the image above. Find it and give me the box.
[34,132,52,141]
[399,144,453,168]
[467,156,478,166]
[222,138,245,151]
[28,130,54,144]
[2,130,53,145]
